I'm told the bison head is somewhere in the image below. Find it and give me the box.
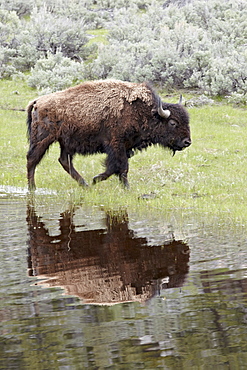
[157,97,191,155]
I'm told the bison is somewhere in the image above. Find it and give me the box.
[26,79,191,190]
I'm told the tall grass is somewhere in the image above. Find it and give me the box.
[1,79,247,227]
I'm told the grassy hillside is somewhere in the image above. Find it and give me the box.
[1,79,247,227]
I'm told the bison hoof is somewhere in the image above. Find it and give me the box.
[28,183,36,192]
[93,175,104,184]
[78,178,88,187]
[119,175,130,189]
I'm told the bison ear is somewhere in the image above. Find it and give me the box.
[178,95,183,104]
[158,99,171,119]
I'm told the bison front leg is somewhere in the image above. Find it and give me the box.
[118,172,129,188]
[93,146,129,188]
[59,147,88,187]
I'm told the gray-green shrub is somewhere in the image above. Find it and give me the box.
[27,52,84,94]
[1,0,246,100]
[87,0,247,97]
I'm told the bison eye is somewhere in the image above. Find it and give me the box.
[168,119,177,127]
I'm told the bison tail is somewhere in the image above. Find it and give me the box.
[26,100,35,141]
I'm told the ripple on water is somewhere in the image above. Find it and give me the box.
[0,185,57,197]
[1,196,247,369]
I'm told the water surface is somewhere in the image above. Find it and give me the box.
[1,189,247,369]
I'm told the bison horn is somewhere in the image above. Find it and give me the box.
[178,95,183,104]
[158,99,171,119]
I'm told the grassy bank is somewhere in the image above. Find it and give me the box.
[1,79,247,226]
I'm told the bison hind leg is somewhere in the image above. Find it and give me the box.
[59,146,88,187]
[27,135,55,191]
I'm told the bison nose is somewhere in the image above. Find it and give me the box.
[183,138,191,147]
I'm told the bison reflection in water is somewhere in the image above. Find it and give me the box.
[27,205,190,304]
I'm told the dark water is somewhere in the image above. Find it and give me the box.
[1,188,247,369]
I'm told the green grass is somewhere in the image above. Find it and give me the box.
[0,78,36,110]
[1,79,247,227]
[86,29,109,46]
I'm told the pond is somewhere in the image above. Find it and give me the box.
[1,186,247,369]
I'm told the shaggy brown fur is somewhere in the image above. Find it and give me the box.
[26,79,191,190]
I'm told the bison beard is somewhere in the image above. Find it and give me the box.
[26,79,191,190]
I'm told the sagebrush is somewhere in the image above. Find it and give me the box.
[0,0,246,101]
